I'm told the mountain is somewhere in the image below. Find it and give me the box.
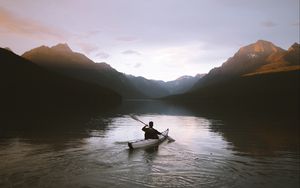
[22,44,145,99]
[165,40,300,112]
[285,43,300,65]
[245,42,300,76]
[23,43,204,99]
[164,74,205,94]
[126,74,204,98]
[4,47,12,52]
[192,40,299,89]
[0,47,121,114]
[22,43,94,68]
[222,39,285,74]
[126,75,170,98]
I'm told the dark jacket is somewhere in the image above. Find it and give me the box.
[142,126,161,139]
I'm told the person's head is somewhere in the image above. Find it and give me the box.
[149,121,154,128]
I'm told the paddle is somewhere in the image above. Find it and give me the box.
[129,115,175,142]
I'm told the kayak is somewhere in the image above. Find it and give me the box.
[128,129,169,149]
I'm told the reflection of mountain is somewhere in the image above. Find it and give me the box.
[126,74,204,98]
[212,107,299,155]
[0,48,121,115]
[204,107,299,155]
[22,44,145,99]
[113,100,194,116]
[166,40,300,111]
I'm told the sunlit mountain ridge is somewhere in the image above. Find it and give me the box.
[165,40,300,113]
[191,40,299,89]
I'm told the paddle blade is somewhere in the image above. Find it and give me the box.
[129,114,138,121]
[129,114,148,126]
[167,136,175,142]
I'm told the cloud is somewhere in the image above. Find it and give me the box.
[116,36,138,42]
[122,50,141,55]
[76,42,99,54]
[95,51,110,59]
[0,7,66,40]
[260,21,277,27]
[73,30,102,39]
[291,21,300,27]
[134,62,142,68]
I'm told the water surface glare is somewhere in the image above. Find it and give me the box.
[0,102,299,188]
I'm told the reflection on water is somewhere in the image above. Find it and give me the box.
[0,100,299,187]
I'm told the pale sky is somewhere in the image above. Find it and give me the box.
[0,0,299,81]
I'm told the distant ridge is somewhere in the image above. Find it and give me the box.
[126,74,204,98]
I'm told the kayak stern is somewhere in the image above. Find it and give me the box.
[128,142,133,149]
[128,129,169,149]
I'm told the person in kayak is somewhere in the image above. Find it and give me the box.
[142,121,162,139]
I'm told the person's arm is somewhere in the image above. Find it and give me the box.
[142,125,148,131]
[155,129,162,135]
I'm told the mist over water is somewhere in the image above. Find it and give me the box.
[0,100,299,188]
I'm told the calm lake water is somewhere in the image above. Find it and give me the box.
[0,100,299,188]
